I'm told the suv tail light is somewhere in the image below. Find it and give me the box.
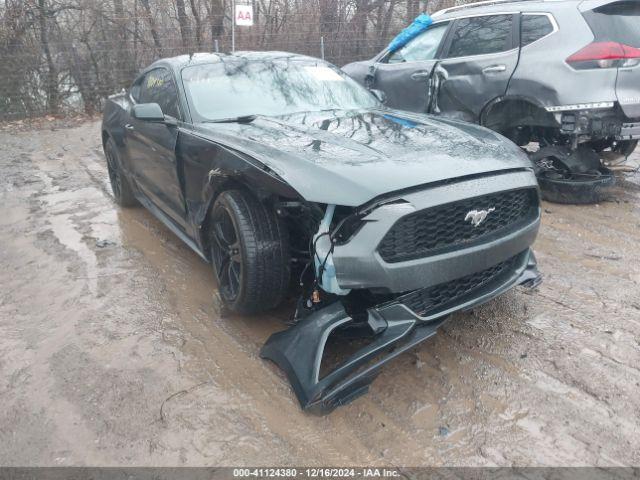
[566,41,640,69]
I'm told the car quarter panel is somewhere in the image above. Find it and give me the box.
[581,0,640,119]
[506,5,618,108]
[102,94,134,172]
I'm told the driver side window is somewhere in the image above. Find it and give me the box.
[387,22,449,63]
[134,68,181,119]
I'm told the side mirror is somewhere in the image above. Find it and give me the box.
[132,103,165,122]
[370,89,387,104]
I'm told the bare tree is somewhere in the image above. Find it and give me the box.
[37,0,59,113]
[0,0,454,119]
[175,0,192,48]
[139,0,163,52]
[189,0,204,48]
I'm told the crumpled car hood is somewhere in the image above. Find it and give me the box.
[193,109,532,206]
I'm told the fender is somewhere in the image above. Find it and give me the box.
[480,94,547,123]
[176,128,302,256]
[480,95,558,133]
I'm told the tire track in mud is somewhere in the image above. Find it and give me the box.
[71,131,379,465]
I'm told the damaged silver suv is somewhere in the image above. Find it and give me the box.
[343,0,640,203]
[101,52,541,413]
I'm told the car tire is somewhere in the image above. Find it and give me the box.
[209,190,290,315]
[104,137,138,207]
[537,167,616,204]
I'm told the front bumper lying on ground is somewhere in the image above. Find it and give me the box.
[261,248,541,414]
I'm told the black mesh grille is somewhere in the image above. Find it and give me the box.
[399,255,520,317]
[378,188,537,263]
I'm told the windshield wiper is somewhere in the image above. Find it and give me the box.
[203,115,257,124]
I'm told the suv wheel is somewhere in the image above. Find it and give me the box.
[209,190,290,314]
[104,137,138,207]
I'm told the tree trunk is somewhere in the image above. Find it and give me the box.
[208,0,225,43]
[113,0,136,87]
[350,0,369,58]
[189,0,203,49]
[139,0,163,53]
[176,0,192,49]
[380,1,396,41]
[37,0,59,114]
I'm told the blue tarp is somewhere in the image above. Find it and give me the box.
[387,14,433,53]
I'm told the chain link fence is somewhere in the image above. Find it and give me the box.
[0,0,472,120]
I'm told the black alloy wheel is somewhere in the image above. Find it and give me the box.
[104,137,137,207]
[211,204,243,303]
[208,190,290,314]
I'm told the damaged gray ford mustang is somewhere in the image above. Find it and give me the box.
[102,51,542,413]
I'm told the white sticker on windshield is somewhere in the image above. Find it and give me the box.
[304,66,345,82]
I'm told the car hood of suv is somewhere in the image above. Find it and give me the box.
[194,109,533,206]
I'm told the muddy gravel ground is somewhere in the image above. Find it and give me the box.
[1,120,639,467]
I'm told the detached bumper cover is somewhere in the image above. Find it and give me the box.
[261,249,541,414]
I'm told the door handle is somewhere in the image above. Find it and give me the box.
[482,64,507,74]
[411,71,431,81]
[125,124,135,130]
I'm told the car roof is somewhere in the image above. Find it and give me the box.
[146,51,324,74]
[432,0,582,20]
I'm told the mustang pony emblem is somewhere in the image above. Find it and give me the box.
[465,208,496,227]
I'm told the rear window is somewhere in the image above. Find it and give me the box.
[447,14,514,58]
[582,1,640,47]
[521,14,554,47]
